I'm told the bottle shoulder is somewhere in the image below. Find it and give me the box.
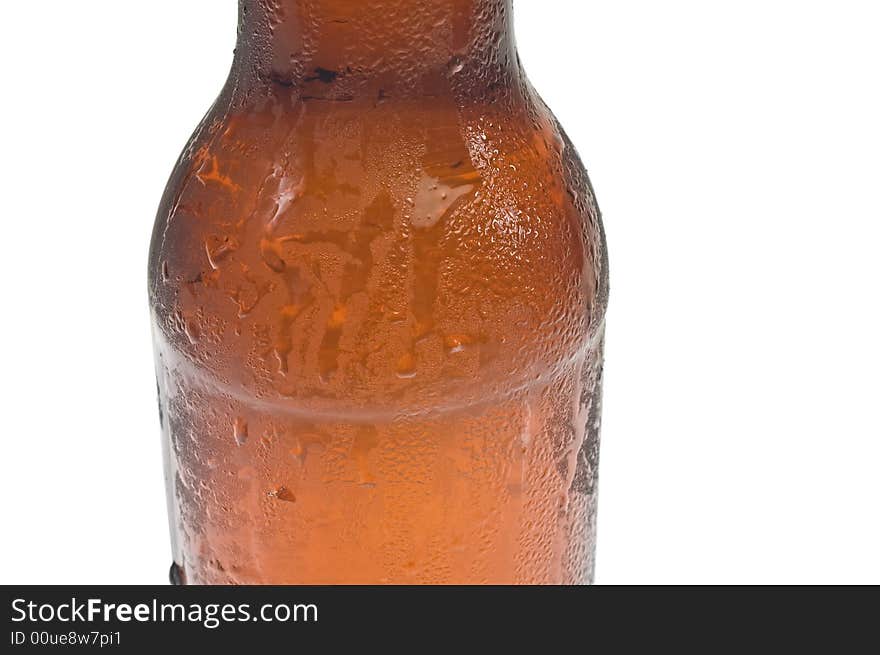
[151,90,604,271]
[149,91,607,406]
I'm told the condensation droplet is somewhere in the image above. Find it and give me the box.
[396,352,417,379]
[233,417,248,446]
[444,334,473,355]
[269,486,296,502]
[183,316,201,344]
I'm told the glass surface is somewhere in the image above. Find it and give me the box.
[149,0,608,584]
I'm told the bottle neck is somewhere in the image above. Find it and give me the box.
[234,0,518,98]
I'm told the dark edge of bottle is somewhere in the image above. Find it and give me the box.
[169,562,184,586]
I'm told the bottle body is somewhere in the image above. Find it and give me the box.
[149,0,607,584]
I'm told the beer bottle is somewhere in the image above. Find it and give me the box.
[149,0,608,585]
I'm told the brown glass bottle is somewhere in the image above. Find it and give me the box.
[149,0,608,585]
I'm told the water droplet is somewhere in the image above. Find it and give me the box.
[183,316,201,344]
[269,486,296,502]
[444,334,473,355]
[260,238,286,272]
[328,304,347,328]
[233,417,248,446]
[289,442,303,458]
[396,352,417,379]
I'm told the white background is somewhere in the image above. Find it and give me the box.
[1,1,878,585]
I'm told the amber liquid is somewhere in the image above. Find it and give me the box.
[150,0,607,585]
